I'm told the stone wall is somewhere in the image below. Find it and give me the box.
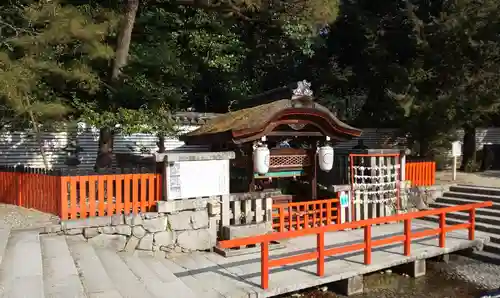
[46,203,217,254]
[405,184,452,211]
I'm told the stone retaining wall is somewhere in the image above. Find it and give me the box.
[42,202,218,254]
[405,184,452,210]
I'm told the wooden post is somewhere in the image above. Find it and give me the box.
[364,225,372,264]
[247,145,256,192]
[311,144,318,201]
[221,194,231,228]
[404,219,411,256]
[469,209,476,240]
[400,151,406,182]
[261,240,269,289]
[439,212,446,248]
[317,232,325,276]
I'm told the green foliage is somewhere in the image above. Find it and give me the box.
[2,0,499,162]
[0,1,117,128]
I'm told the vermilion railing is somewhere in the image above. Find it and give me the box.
[0,169,61,215]
[0,166,162,220]
[60,173,161,220]
[272,198,341,232]
[219,201,492,289]
[406,160,436,186]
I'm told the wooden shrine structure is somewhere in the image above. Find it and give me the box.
[181,80,362,203]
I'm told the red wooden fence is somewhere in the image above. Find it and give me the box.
[272,198,340,232]
[406,160,436,186]
[0,167,162,220]
[219,201,492,289]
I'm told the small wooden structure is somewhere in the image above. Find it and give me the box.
[181,81,362,203]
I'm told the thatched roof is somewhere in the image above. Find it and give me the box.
[184,97,361,139]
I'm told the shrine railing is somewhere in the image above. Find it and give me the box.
[272,198,341,232]
[218,201,492,289]
[405,159,436,186]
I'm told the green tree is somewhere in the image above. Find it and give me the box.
[0,1,116,167]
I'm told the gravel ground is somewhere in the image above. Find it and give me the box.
[0,204,59,230]
[433,255,500,290]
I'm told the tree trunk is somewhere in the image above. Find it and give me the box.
[111,0,139,81]
[95,0,139,170]
[157,134,166,153]
[461,125,476,172]
[419,137,430,158]
[94,127,114,172]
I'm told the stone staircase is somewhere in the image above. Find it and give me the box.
[424,184,500,264]
[0,227,198,298]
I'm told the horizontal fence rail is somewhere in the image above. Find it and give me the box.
[406,160,436,187]
[272,198,340,232]
[0,166,162,220]
[219,201,492,289]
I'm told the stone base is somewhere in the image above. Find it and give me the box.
[394,259,426,278]
[432,253,450,263]
[332,275,364,296]
[214,241,286,257]
[222,222,272,240]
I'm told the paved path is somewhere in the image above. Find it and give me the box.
[436,170,500,187]
[0,220,489,298]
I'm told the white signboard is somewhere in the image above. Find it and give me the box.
[452,141,462,157]
[166,159,230,200]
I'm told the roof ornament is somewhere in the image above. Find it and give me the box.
[292,80,313,99]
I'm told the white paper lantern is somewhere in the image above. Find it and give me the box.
[318,145,334,172]
[253,146,270,175]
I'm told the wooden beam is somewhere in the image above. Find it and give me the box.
[267,131,324,137]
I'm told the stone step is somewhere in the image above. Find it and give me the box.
[434,196,500,209]
[456,184,500,190]
[466,250,500,265]
[40,235,86,298]
[118,253,184,298]
[0,231,44,298]
[95,248,154,298]
[140,256,197,298]
[430,202,500,218]
[0,226,11,267]
[483,242,500,254]
[428,207,500,226]
[442,191,500,202]
[422,215,500,235]
[66,236,122,298]
[450,184,500,197]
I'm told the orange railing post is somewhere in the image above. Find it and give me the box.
[439,212,446,248]
[261,240,270,289]
[279,206,285,232]
[404,219,411,256]
[364,225,372,265]
[336,200,341,225]
[469,209,476,240]
[326,202,332,224]
[16,172,22,206]
[317,232,325,276]
[59,176,69,220]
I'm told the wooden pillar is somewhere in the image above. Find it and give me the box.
[247,145,256,192]
[310,143,318,201]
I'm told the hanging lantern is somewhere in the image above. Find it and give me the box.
[318,145,334,171]
[253,145,270,175]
